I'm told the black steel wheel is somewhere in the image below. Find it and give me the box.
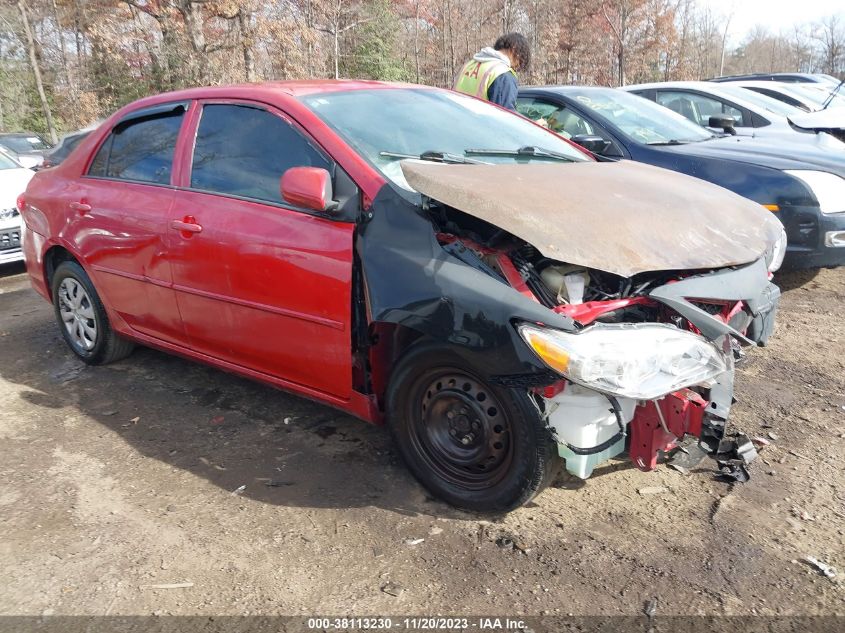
[387,345,558,512]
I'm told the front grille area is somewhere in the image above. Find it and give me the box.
[0,228,21,251]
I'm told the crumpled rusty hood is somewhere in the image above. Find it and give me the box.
[401,160,783,278]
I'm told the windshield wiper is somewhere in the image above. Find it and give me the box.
[645,139,688,145]
[464,145,576,162]
[379,150,484,164]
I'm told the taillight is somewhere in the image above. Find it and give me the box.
[16,193,26,213]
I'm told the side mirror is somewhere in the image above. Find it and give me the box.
[570,134,612,155]
[708,115,737,136]
[281,167,336,212]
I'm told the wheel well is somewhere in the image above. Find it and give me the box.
[43,247,80,299]
[368,323,427,412]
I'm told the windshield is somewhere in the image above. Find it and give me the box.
[0,152,20,170]
[562,89,713,144]
[0,135,50,152]
[300,88,590,189]
[788,84,845,109]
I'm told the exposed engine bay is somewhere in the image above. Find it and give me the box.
[427,200,774,479]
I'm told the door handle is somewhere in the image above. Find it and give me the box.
[69,201,91,214]
[170,218,203,234]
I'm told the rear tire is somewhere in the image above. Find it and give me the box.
[386,345,559,513]
[51,261,134,365]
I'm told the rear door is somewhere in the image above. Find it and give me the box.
[75,103,187,344]
[168,101,356,399]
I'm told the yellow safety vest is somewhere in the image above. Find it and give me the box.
[454,59,516,101]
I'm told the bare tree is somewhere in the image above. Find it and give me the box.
[17,0,57,143]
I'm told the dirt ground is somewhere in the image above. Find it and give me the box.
[0,261,843,619]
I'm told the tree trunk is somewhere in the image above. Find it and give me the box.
[334,27,339,79]
[18,0,58,144]
[180,0,209,84]
[238,9,256,82]
[414,0,420,83]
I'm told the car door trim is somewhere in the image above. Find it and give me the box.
[91,263,344,330]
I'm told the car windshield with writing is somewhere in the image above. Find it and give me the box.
[565,88,714,145]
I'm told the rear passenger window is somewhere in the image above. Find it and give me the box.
[88,108,184,184]
[190,104,330,204]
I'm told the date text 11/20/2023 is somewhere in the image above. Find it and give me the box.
[307,617,527,630]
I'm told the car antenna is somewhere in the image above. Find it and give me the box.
[821,79,844,111]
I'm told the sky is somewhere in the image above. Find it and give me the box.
[703,0,845,44]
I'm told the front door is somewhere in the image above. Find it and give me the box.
[168,102,355,399]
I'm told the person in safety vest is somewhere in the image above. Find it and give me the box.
[454,33,531,110]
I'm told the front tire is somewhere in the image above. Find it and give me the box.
[386,345,558,513]
[51,261,134,365]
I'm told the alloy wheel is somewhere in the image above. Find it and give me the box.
[58,278,97,352]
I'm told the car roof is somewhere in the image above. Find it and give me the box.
[521,85,616,96]
[104,80,439,123]
[622,81,789,115]
[709,73,823,83]
[125,80,431,104]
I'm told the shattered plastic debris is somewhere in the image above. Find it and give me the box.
[496,536,515,550]
[751,436,771,447]
[637,486,669,495]
[668,463,689,476]
[668,439,709,471]
[715,460,750,483]
[644,597,658,618]
[210,416,225,425]
[381,582,405,597]
[495,534,529,553]
[231,485,246,496]
[713,433,757,482]
[804,556,837,580]
[404,538,425,546]
[791,507,816,522]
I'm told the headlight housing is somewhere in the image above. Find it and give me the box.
[518,322,728,400]
[765,226,788,273]
[784,170,845,214]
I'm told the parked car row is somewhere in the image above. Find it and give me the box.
[0,126,95,264]
[0,149,34,265]
[516,82,845,270]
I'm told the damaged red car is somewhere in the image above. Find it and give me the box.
[20,81,785,511]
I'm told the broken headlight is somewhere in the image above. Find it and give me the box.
[517,322,728,400]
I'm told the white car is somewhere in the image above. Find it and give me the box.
[0,151,34,264]
[727,80,844,112]
[625,81,845,147]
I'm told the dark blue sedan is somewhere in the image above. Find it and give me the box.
[516,86,845,269]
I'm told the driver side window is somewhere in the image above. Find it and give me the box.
[190,104,330,205]
[516,97,594,138]
[516,97,621,156]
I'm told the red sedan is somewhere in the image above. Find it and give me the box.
[20,81,784,511]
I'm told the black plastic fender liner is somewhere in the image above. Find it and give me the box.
[355,184,577,382]
[649,257,780,345]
